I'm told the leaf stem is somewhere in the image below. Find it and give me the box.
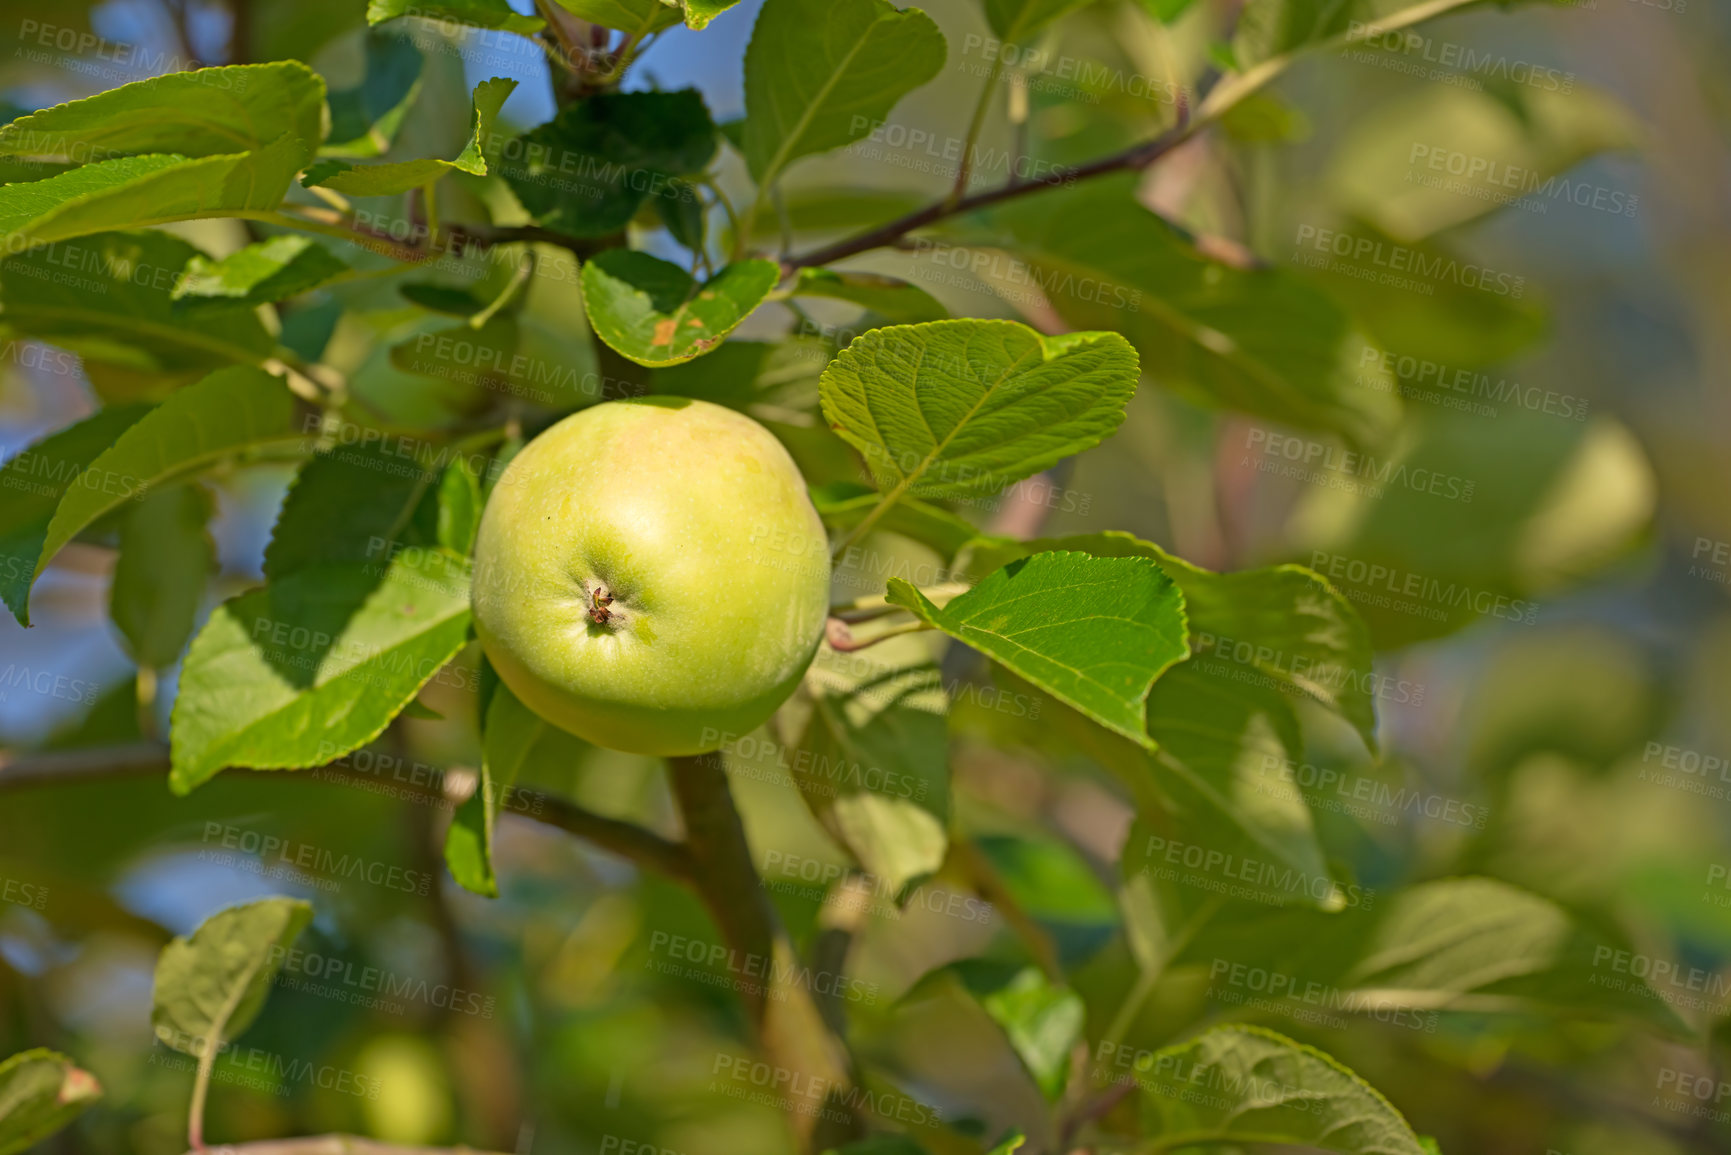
[948,54,1004,206]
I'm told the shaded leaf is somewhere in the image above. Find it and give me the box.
[9,366,304,627]
[948,960,1084,1098]
[789,267,947,323]
[323,29,425,158]
[445,684,544,897]
[367,0,545,34]
[984,0,1095,44]
[794,637,950,896]
[1135,1025,1427,1154]
[0,231,276,397]
[0,403,151,626]
[309,77,517,196]
[742,0,946,186]
[810,481,977,562]
[501,89,716,238]
[110,482,215,668]
[964,175,1398,443]
[0,1049,102,1155]
[151,897,313,1057]
[173,235,349,313]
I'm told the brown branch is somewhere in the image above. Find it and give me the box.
[0,743,692,880]
[666,754,859,1153]
[184,1136,507,1155]
[781,121,1195,271]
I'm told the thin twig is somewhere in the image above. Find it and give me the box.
[0,743,693,880]
[183,1137,509,1155]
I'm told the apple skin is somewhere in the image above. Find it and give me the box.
[471,397,831,756]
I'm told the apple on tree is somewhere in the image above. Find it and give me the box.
[471,397,831,756]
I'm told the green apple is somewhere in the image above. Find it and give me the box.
[471,397,831,756]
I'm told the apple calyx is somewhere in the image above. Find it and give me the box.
[586,583,617,626]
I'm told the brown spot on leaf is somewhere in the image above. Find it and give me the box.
[651,318,678,347]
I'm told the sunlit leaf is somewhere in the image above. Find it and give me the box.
[888,551,1187,747]
[152,897,314,1057]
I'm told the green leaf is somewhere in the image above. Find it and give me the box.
[387,313,603,410]
[1181,877,1690,1036]
[110,483,215,669]
[975,832,1120,968]
[500,89,716,238]
[310,77,517,196]
[984,0,1095,44]
[7,367,303,627]
[681,0,743,26]
[367,0,545,34]
[323,30,425,158]
[0,136,309,250]
[1330,83,1639,243]
[0,1050,102,1155]
[436,458,483,554]
[986,1133,1026,1155]
[264,440,442,581]
[886,551,1187,747]
[173,235,349,313]
[581,251,779,367]
[947,960,1084,1098]
[794,637,950,897]
[445,684,544,897]
[963,175,1398,443]
[152,897,313,1058]
[551,0,683,36]
[819,319,1139,502]
[1342,878,1689,1032]
[996,532,1378,750]
[961,532,1372,895]
[810,481,977,562]
[1135,0,1198,22]
[0,63,325,164]
[788,267,947,323]
[0,403,151,626]
[167,546,472,794]
[0,232,277,397]
[742,0,947,186]
[1232,0,1481,69]
[1136,1025,1427,1155]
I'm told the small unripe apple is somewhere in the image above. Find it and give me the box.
[471,397,831,756]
